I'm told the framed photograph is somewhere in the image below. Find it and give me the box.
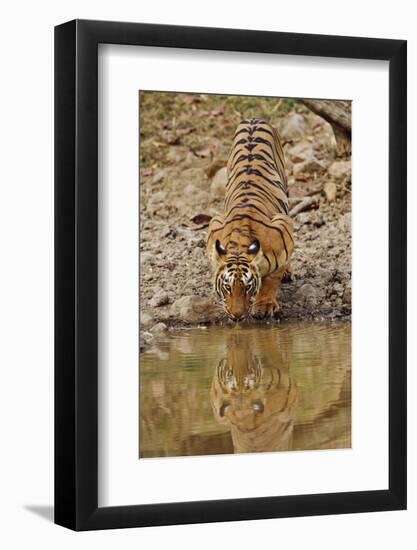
[55,20,406,530]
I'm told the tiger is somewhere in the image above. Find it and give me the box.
[210,329,298,453]
[206,118,294,321]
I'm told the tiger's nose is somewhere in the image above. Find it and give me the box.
[229,311,246,322]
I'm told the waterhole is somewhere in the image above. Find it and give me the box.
[140,322,351,458]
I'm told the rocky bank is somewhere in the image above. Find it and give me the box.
[139,93,352,336]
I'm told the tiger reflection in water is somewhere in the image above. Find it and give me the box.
[210,330,298,453]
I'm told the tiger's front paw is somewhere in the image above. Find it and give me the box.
[252,300,280,319]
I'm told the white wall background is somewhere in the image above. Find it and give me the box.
[0,1,414,548]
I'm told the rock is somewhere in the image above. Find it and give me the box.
[324,181,337,202]
[166,146,188,164]
[160,260,175,270]
[148,290,170,308]
[148,190,166,205]
[188,236,206,248]
[150,170,166,185]
[280,113,306,140]
[162,226,177,239]
[313,133,338,156]
[328,160,351,180]
[287,141,313,163]
[150,322,168,333]
[182,184,194,196]
[142,332,154,346]
[160,130,180,144]
[339,212,351,232]
[140,251,154,265]
[296,211,323,228]
[210,167,228,198]
[140,311,154,328]
[184,184,208,200]
[311,212,325,228]
[171,295,220,323]
[293,153,325,175]
[342,283,352,304]
[206,159,227,178]
[296,212,311,226]
[196,190,210,204]
[139,335,147,352]
[295,283,317,304]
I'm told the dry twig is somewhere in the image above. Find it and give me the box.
[289,196,319,216]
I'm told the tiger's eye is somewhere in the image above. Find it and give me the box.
[248,239,260,254]
[216,239,227,255]
[220,403,231,417]
[252,400,264,413]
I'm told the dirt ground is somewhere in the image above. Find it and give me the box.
[139,92,351,336]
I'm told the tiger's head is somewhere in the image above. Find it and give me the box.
[210,330,298,453]
[213,237,262,321]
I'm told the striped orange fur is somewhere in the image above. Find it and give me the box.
[207,119,294,320]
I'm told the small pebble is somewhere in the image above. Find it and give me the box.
[149,291,170,308]
[140,312,154,328]
[150,322,168,334]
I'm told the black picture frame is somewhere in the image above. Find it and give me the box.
[55,19,407,531]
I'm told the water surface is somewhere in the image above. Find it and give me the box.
[140,323,351,458]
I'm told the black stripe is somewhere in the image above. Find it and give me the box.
[263,252,271,272]
[229,148,243,165]
[228,180,287,209]
[279,378,293,412]
[279,221,294,246]
[226,164,256,188]
[244,168,286,191]
[265,366,281,390]
[223,225,252,239]
[254,126,274,137]
[278,198,289,214]
[252,136,285,172]
[211,213,291,235]
[226,258,249,265]
[253,152,276,168]
[234,128,250,138]
[211,216,224,226]
[226,166,249,187]
[227,190,282,212]
[230,153,249,171]
[276,228,289,260]
[257,147,275,162]
[230,152,276,174]
[231,191,275,203]
[251,160,277,177]
[226,203,271,218]
[272,250,279,270]
[253,136,273,147]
